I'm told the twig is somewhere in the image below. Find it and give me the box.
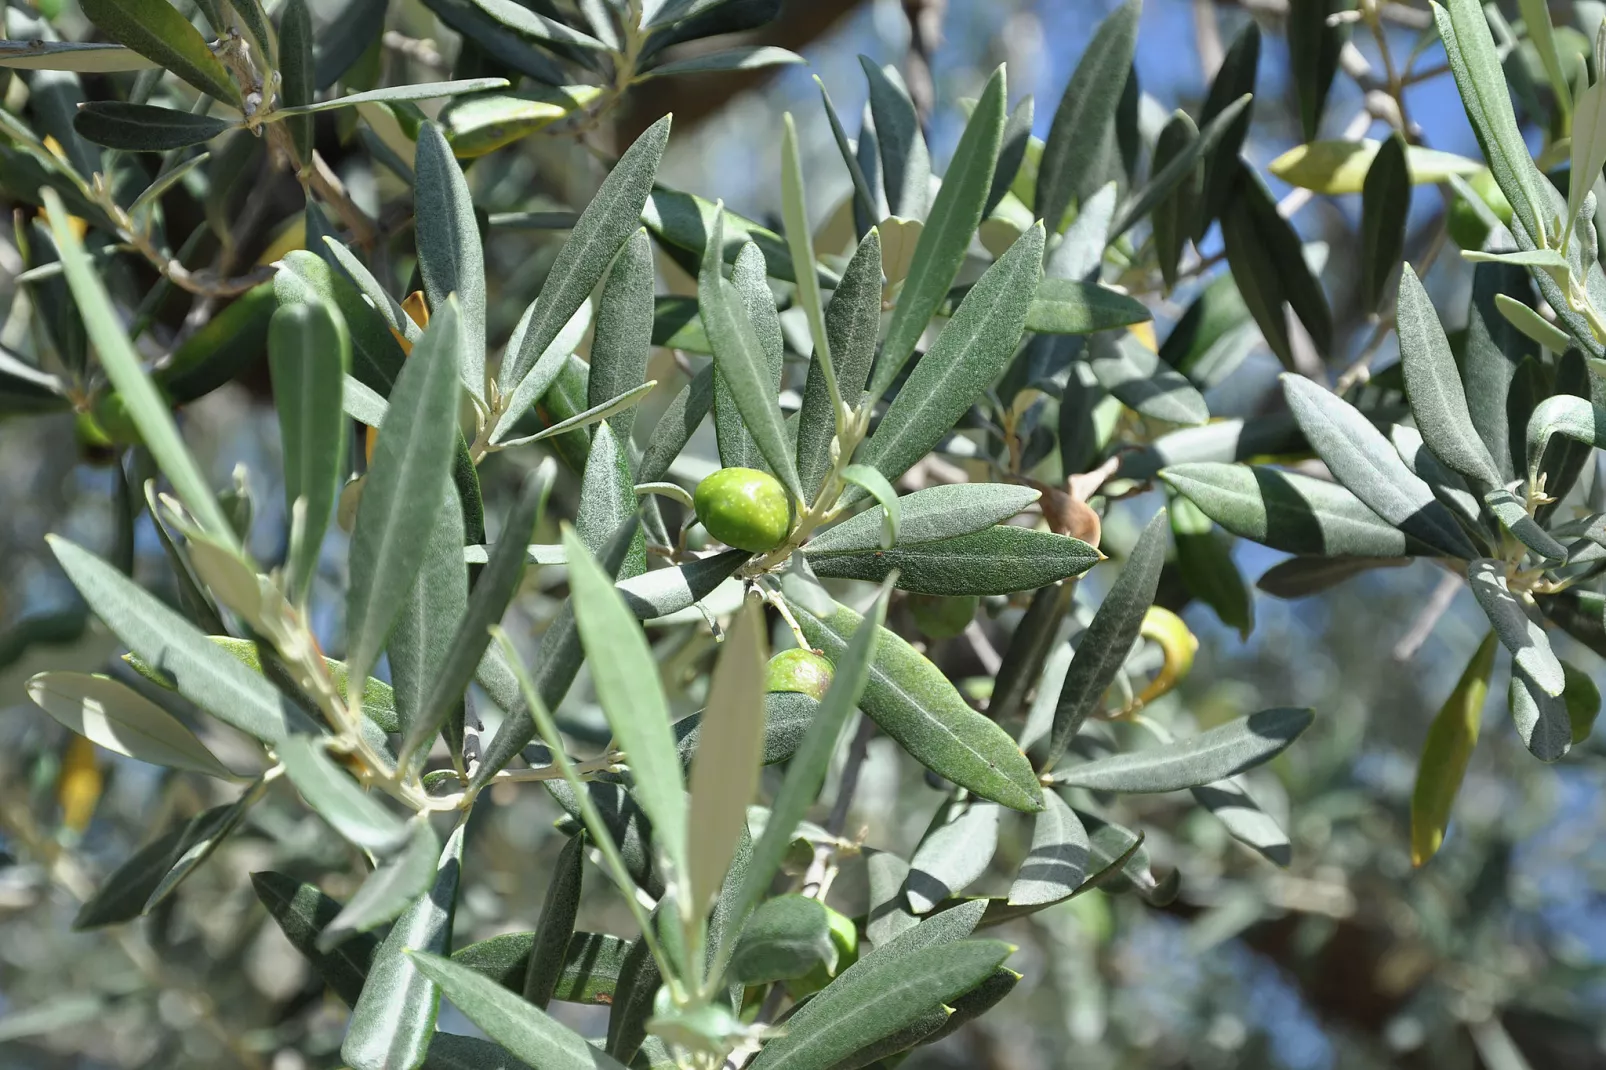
[1393,570,1462,661]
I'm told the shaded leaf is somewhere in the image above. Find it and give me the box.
[72,102,236,151]
[1050,708,1313,792]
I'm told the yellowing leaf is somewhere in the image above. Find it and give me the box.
[1130,605,1197,710]
[58,735,103,834]
[1269,140,1482,194]
[443,86,602,158]
[1410,631,1496,866]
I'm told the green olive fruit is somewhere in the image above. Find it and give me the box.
[764,648,834,700]
[908,593,980,640]
[87,392,145,447]
[1446,168,1513,251]
[693,467,794,552]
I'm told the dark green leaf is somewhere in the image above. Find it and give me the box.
[855,224,1044,493]
[1111,94,1251,243]
[588,229,655,444]
[860,55,930,219]
[986,94,1034,218]
[1397,264,1501,487]
[1290,0,1347,141]
[798,230,883,498]
[79,0,241,102]
[1220,164,1332,365]
[522,833,584,1007]
[409,952,630,1070]
[416,123,487,398]
[72,102,236,151]
[1509,663,1572,762]
[278,0,315,164]
[1026,278,1150,335]
[346,300,464,685]
[1035,0,1139,232]
[1088,331,1209,425]
[872,66,1006,396]
[251,872,377,1006]
[1281,374,1475,557]
[1160,463,1413,558]
[1360,134,1410,314]
[807,525,1099,595]
[789,597,1043,812]
[1039,509,1168,770]
[269,302,349,601]
[638,364,715,485]
[1171,497,1254,639]
[905,797,1002,913]
[808,484,1038,555]
[275,251,407,395]
[503,117,670,391]
[321,820,442,949]
[1149,111,1198,290]
[1197,22,1259,234]
[1050,708,1313,792]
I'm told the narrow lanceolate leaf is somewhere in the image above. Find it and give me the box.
[905,797,1002,913]
[1087,331,1209,426]
[270,302,349,602]
[346,301,464,687]
[269,78,509,117]
[1039,509,1169,770]
[416,123,487,398]
[277,736,411,854]
[643,45,803,78]
[1197,22,1260,233]
[872,66,1007,398]
[342,825,464,1070]
[1150,111,1198,290]
[1160,463,1412,558]
[402,464,553,774]
[711,242,785,473]
[1035,0,1139,232]
[72,103,236,150]
[1360,134,1410,314]
[577,422,648,579]
[1467,558,1564,698]
[1051,707,1314,792]
[1434,0,1553,246]
[1281,374,1476,558]
[74,801,248,928]
[987,94,1034,217]
[807,526,1100,595]
[687,600,767,915]
[408,953,630,1070]
[1290,0,1347,141]
[388,484,468,757]
[700,235,802,497]
[561,525,688,885]
[1192,776,1290,866]
[587,229,654,445]
[1525,394,1606,484]
[718,582,894,968]
[781,113,836,401]
[1008,789,1089,906]
[638,365,714,485]
[1571,79,1606,241]
[79,0,241,103]
[1495,293,1571,352]
[856,225,1044,493]
[48,539,308,742]
[0,41,156,71]
[1027,278,1151,335]
[1411,632,1496,865]
[1111,94,1251,242]
[789,598,1043,812]
[43,190,235,549]
[322,820,442,949]
[1396,265,1502,487]
[502,117,670,391]
[798,230,882,498]
[26,672,234,779]
[1269,140,1482,193]
[251,872,377,1005]
[278,0,315,164]
[522,835,584,1008]
[860,56,931,219]
[746,940,1012,1070]
[1220,164,1333,364]
[809,484,1039,555]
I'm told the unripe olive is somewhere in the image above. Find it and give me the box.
[1446,168,1514,251]
[908,593,979,640]
[693,467,794,552]
[764,648,834,700]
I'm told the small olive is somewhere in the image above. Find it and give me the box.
[1446,168,1513,251]
[765,648,834,700]
[908,593,980,640]
[693,467,794,552]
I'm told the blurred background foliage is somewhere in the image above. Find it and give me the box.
[1,0,1605,1068]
